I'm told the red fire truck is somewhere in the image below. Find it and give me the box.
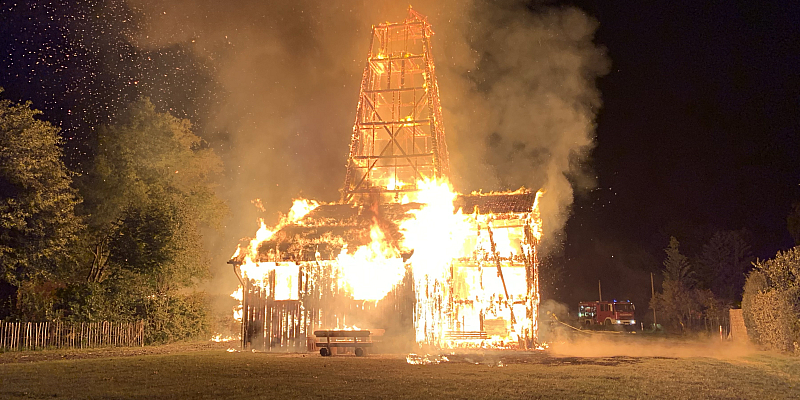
[578,300,636,328]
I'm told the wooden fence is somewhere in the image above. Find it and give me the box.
[0,320,145,351]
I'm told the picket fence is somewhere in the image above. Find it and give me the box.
[0,320,145,351]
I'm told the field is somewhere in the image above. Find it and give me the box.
[0,336,798,399]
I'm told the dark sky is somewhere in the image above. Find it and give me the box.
[1,1,799,313]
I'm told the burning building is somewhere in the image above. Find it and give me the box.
[228,8,543,352]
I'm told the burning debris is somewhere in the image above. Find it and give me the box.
[406,353,450,365]
[210,334,236,343]
[227,8,544,353]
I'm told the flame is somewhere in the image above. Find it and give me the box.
[246,219,274,261]
[232,198,321,265]
[401,180,473,270]
[287,198,319,223]
[230,288,243,322]
[336,223,405,300]
[210,334,236,342]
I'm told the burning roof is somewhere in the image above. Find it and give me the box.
[229,190,540,264]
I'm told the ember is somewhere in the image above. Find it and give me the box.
[228,8,543,352]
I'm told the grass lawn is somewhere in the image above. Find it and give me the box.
[0,340,798,399]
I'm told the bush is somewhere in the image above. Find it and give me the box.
[144,292,210,344]
[54,277,211,344]
[742,247,800,353]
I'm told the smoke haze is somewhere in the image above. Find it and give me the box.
[548,335,757,359]
[124,0,609,292]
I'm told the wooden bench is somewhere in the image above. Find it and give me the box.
[444,331,488,341]
[313,330,372,357]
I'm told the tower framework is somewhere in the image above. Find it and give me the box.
[342,9,450,203]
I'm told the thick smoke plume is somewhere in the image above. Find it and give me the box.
[124,0,608,289]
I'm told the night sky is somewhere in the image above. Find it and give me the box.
[557,1,800,308]
[1,1,798,314]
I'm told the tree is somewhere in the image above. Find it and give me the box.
[698,230,754,304]
[663,237,694,285]
[79,97,224,281]
[651,237,705,333]
[0,89,82,318]
[69,97,225,341]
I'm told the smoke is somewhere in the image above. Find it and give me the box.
[548,335,757,359]
[446,3,609,252]
[123,0,608,291]
[537,300,757,359]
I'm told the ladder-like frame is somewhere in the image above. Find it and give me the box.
[342,8,450,204]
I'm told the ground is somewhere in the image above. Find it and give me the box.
[0,336,798,399]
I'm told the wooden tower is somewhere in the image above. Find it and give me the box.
[342,8,450,204]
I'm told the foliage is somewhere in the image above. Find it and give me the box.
[697,230,754,304]
[651,237,718,333]
[78,97,224,286]
[144,291,210,344]
[663,237,693,285]
[0,89,83,318]
[60,97,225,341]
[742,246,800,353]
[741,269,768,344]
[14,279,66,321]
[0,92,219,343]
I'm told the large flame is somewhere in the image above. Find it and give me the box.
[336,223,405,300]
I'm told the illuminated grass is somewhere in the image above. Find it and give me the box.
[0,349,797,399]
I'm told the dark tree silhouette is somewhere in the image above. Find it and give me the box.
[698,230,754,304]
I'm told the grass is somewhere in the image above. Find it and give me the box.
[0,342,798,399]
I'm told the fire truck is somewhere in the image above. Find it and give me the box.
[578,300,636,328]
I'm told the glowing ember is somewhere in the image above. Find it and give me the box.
[406,353,449,365]
[210,334,236,343]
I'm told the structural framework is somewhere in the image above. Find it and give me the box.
[342,9,450,203]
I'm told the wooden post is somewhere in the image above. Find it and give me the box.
[651,272,657,326]
[599,280,603,302]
